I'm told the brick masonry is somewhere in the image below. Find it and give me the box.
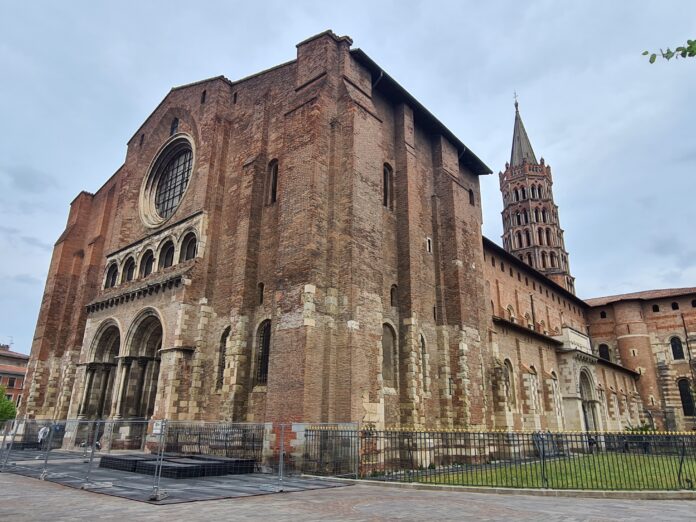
[19,30,696,431]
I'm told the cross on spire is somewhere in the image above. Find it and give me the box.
[513,91,519,110]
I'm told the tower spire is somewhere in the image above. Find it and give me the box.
[499,102,575,294]
[510,98,538,167]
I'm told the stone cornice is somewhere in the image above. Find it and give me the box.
[86,273,184,314]
[493,316,564,346]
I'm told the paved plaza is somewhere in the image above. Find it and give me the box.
[1,472,695,521]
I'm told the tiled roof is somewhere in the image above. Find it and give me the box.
[585,287,696,307]
[0,348,29,360]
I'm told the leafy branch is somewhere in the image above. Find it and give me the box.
[643,39,696,63]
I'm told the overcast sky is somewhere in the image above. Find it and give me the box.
[1,1,695,354]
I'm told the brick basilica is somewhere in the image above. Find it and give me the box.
[20,31,696,431]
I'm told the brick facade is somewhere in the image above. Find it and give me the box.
[19,31,692,431]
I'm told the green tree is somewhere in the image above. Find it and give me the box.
[644,40,696,63]
[0,385,17,421]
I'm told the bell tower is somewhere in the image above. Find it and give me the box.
[499,99,575,294]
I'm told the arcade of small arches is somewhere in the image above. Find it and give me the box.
[104,230,198,289]
[506,206,559,227]
[78,310,163,421]
[507,249,568,272]
[503,182,550,204]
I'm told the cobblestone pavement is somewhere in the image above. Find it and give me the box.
[1,473,694,521]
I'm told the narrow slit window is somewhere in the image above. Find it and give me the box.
[267,160,279,205]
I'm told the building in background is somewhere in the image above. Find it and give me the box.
[18,31,696,432]
[0,344,29,409]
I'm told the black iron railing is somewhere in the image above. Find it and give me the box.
[303,428,696,490]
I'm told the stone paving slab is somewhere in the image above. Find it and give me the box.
[2,472,695,521]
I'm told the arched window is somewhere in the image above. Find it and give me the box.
[267,160,279,205]
[542,209,548,223]
[514,189,519,202]
[105,264,118,289]
[678,379,695,416]
[516,213,521,226]
[598,344,610,361]
[541,251,548,268]
[523,209,529,224]
[140,250,155,278]
[525,229,531,247]
[255,320,271,385]
[671,337,685,360]
[546,228,552,246]
[550,252,558,268]
[652,304,660,313]
[179,232,197,262]
[534,208,540,222]
[531,185,537,199]
[382,324,397,387]
[538,228,544,245]
[158,241,175,269]
[123,257,136,283]
[170,117,179,136]
[515,231,522,249]
[672,302,680,311]
[390,285,398,307]
[420,335,428,392]
[258,282,265,305]
[200,90,207,104]
[468,188,475,206]
[216,328,230,390]
[600,310,607,319]
[527,253,533,267]
[521,187,527,199]
[383,163,394,210]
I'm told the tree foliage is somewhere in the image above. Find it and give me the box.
[0,385,17,421]
[643,40,696,63]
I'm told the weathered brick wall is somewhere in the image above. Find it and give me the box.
[588,294,696,430]
[23,30,677,434]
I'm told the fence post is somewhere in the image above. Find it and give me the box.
[82,420,101,488]
[355,423,360,480]
[539,432,548,488]
[40,421,56,480]
[149,419,168,501]
[1,419,18,472]
[278,423,285,492]
[677,438,689,490]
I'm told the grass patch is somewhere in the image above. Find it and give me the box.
[417,453,696,490]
